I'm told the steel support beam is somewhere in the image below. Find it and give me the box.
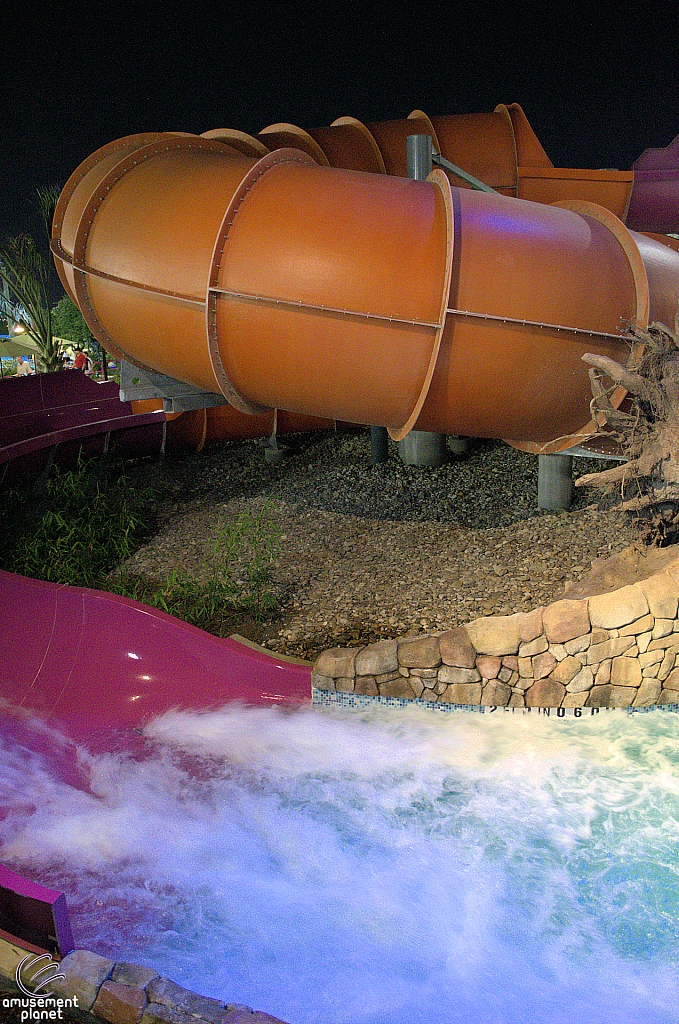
[119,360,229,413]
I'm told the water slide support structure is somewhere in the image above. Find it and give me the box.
[49,116,679,506]
[119,357,229,414]
[537,453,574,511]
[369,424,389,464]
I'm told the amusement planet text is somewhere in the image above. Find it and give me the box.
[2,994,79,1021]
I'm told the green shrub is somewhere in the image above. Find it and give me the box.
[0,358,18,376]
[1,457,281,633]
[110,501,281,630]
[0,458,155,587]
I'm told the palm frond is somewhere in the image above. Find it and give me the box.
[35,184,62,241]
[0,232,62,370]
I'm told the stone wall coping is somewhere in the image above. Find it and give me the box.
[0,943,289,1024]
[312,555,679,709]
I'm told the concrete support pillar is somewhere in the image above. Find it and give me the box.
[370,426,389,464]
[538,454,573,510]
[447,436,469,456]
[398,430,447,467]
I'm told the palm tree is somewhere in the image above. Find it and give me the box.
[0,184,63,373]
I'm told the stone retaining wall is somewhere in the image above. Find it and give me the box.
[0,945,288,1024]
[312,560,679,708]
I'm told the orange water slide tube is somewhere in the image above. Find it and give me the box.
[205,104,549,189]
[205,103,635,221]
[52,132,679,450]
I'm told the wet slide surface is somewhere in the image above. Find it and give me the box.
[0,569,309,984]
[0,371,165,469]
[0,569,311,746]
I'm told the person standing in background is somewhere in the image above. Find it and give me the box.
[15,356,34,376]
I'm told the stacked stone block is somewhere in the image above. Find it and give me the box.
[312,562,679,708]
[14,949,291,1024]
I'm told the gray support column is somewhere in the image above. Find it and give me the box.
[398,429,447,467]
[538,454,573,510]
[370,426,389,464]
[447,436,469,456]
[398,135,449,468]
[406,132,432,180]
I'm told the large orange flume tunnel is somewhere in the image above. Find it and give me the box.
[201,102,679,230]
[51,112,679,452]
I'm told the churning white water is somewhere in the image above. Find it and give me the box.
[1,704,679,1024]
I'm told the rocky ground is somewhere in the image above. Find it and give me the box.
[123,428,640,662]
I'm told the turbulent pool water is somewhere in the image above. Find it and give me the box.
[2,705,679,1024]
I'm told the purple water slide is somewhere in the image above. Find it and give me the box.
[0,371,164,471]
[0,570,311,956]
[0,370,312,954]
[0,570,311,744]
[627,132,679,234]
[0,863,74,957]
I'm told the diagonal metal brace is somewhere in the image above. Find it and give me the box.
[431,151,498,194]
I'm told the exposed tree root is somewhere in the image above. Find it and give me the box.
[575,315,679,546]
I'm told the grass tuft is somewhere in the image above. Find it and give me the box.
[0,457,281,634]
[0,457,155,587]
[110,502,281,631]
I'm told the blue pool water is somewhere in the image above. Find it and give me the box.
[1,704,678,1023]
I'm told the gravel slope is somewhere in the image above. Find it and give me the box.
[125,429,638,660]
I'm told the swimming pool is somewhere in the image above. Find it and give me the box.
[1,703,678,1024]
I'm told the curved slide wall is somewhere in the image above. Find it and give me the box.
[0,566,311,960]
[52,131,679,450]
[203,103,678,231]
[0,569,311,744]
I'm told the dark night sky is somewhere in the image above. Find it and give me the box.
[3,3,679,240]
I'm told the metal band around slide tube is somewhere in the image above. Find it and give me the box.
[70,136,231,376]
[388,167,454,441]
[507,199,649,454]
[445,306,629,342]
